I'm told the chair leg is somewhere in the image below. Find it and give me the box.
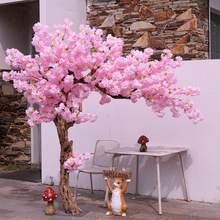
[74,171,80,200]
[90,173,93,194]
[104,185,109,207]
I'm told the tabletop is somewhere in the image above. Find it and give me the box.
[105,146,188,157]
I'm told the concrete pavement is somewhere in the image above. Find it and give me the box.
[0,178,220,219]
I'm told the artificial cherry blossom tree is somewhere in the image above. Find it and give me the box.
[3,18,204,214]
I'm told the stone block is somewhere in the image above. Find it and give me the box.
[176,8,192,21]
[169,4,179,8]
[123,13,140,21]
[2,84,14,96]
[14,118,26,125]
[0,154,6,162]
[98,11,109,16]
[130,21,156,31]
[107,4,118,8]
[25,140,31,147]
[9,101,20,110]
[176,33,191,43]
[139,6,154,18]
[115,14,124,21]
[112,27,124,37]
[156,23,168,33]
[155,11,166,22]
[104,28,115,36]
[120,0,132,2]
[133,32,148,47]
[176,17,197,32]
[4,149,18,156]
[14,154,30,162]
[174,31,188,36]
[12,147,23,152]
[23,148,31,155]
[11,141,26,150]
[167,8,175,20]
[148,38,165,49]
[184,45,191,53]
[99,14,115,27]
[171,44,185,54]
[168,21,185,31]
[1,112,11,118]
[22,128,31,135]
[8,126,21,134]
[122,0,139,14]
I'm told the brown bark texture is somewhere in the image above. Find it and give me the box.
[54,115,82,214]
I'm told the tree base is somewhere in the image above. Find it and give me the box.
[59,169,82,214]
[54,115,82,215]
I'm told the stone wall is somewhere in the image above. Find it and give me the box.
[0,0,209,165]
[0,71,31,165]
[87,0,209,60]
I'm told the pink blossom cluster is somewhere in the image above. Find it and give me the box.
[3,18,204,125]
[63,152,90,172]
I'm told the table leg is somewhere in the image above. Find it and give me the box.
[178,152,190,202]
[136,155,139,195]
[156,156,162,215]
[110,154,116,170]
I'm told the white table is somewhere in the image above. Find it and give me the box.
[105,146,189,215]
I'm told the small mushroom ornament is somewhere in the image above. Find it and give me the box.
[42,187,57,215]
[137,135,149,152]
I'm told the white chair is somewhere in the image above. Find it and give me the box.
[74,140,120,201]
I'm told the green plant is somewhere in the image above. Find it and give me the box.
[50,176,54,186]
[17,165,31,171]
[4,164,17,171]
[3,164,31,171]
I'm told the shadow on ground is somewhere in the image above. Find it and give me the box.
[0,168,41,182]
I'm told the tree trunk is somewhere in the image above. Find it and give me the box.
[54,115,82,214]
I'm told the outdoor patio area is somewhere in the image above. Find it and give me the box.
[0,175,220,220]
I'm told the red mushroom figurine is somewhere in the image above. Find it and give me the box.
[137,135,149,152]
[42,187,57,215]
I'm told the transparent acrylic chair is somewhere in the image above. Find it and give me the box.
[74,140,120,202]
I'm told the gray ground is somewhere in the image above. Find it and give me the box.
[0,168,220,219]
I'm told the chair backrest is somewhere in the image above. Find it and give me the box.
[93,140,120,168]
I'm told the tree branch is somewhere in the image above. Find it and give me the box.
[71,68,133,100]
[95,84,130,100]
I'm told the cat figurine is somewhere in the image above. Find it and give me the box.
[104,168,131,217]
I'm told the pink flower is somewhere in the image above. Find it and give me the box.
[2,18,204,127]
[64,152,90,172]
